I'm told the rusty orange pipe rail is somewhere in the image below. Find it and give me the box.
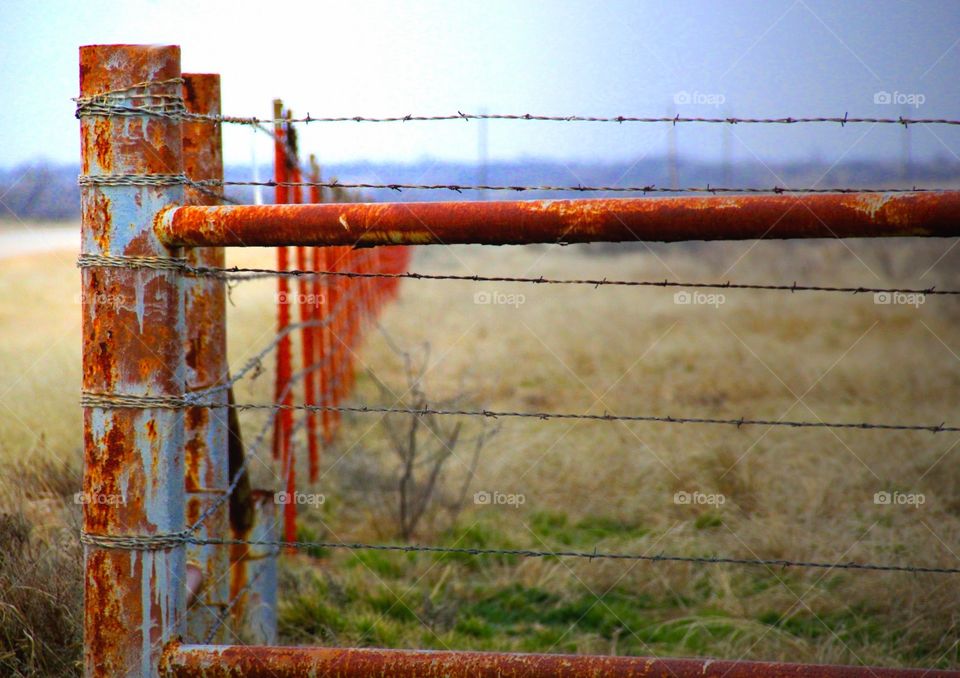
[157,192,960,248]
[161,644,960,677]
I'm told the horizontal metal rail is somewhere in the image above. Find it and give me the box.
[157,192,960,247]
[162,644,960,677]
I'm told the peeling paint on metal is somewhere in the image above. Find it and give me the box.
[159,644,960,677]
[80,43,186,678]
[158,193,960,248]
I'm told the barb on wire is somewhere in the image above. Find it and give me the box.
[77,531,960,574]
[77,253,960,297]
[76,173,960,197]
[72,87,960,128]
[206,179,952,195]
[96,107,960,128]
[268,112,960,127]
[78,393,959,434]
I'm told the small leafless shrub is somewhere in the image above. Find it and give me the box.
[370,339,499,540]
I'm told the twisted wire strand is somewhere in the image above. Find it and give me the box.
[76,532,960,575]
[73,77,186,119]
[75,255,960,297]
[81,105,960,127]
[77,174,240,205]
[75,173,960,196]
[78,394,958,434]
[208,179,954,195]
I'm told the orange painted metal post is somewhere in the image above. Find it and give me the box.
[159,192,960,247]
[181,73,230,644]
[308,154,326,476]
[79,44,186,677]
[284,133,303,546]
[272,99,291,463]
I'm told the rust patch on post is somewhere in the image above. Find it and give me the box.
[181,73,231,645]
[159,192,960,248]
[161,644,960,677]
[80,43,186,678]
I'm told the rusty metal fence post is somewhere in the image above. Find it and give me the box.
[79,44,186,677]
[181,73,231,644]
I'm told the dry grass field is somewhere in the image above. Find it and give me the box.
[1,220,959,674]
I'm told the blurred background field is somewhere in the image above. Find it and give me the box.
[1,221,958,673]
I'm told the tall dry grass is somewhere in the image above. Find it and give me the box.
[0,226,958,672]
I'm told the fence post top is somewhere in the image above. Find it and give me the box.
[79,44,181,96]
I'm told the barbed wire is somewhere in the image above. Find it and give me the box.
[220,269,960,296]
[77,98,960,128]
[78,173,955,195]
[79,394,958,434]
[207,179,952,195]
[248,112,960,127]
[77,255,960,297]
[77,531,960,574]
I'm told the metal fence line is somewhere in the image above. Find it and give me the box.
[77,44,960,677]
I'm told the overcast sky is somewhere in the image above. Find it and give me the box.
[3,0,960,168]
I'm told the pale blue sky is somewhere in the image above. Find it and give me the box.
[3,0,960,167]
